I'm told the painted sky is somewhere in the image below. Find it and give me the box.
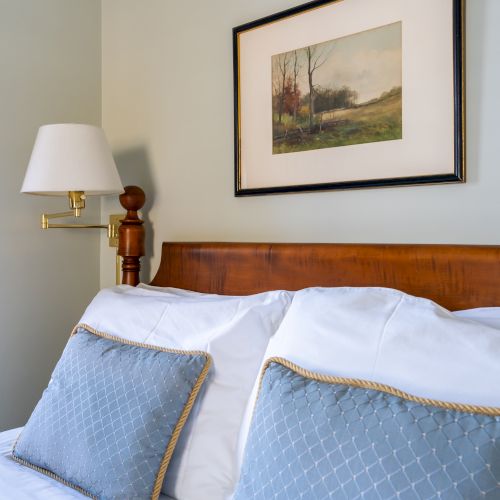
[273,22,402,104]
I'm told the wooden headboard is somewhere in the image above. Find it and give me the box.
[150,242,500,310]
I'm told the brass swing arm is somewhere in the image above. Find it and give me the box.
[41,211,117,240]
[38,186,145,286]
[40,191,120,245]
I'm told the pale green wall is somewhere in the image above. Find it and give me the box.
[100,0,500,288]
[0,0,101,430]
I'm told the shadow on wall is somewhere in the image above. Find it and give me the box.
[113,148,156,282]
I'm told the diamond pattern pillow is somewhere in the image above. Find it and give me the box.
[234,358,500,500]
[12,324,211,500]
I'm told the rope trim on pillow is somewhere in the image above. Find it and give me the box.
[10,454,96,499]
[152,343,211,498]
[260,357,500,417]
[13,324,212,500]
[73,323,209,357]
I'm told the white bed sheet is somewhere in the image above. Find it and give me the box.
[0,427,172,499]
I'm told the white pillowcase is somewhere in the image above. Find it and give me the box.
[137,283,210,297]
[454,307,500,329]
[237,286,500,471]
[80,285,292,500]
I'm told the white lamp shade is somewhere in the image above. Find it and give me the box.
[21,124,124,195]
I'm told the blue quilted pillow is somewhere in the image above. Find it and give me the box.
[12,324,211,500]
[234,358,500,500]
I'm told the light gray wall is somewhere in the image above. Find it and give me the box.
[100,0,500,288]
[0,0,101,430]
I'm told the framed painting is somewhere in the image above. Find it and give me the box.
[233,0,465,196]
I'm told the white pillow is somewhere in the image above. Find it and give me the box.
[454,307,500,329]
[137,283,210,297]
[80,285,292,500]
[237,286,500,470]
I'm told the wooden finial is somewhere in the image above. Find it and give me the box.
[118,186,145,286]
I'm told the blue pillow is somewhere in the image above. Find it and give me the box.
[12,325,211,500]
[234,358,500,500]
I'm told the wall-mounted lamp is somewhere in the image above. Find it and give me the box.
[21,123,124,242]
[21,123,126,283]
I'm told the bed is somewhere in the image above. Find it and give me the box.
[3,232,500,499]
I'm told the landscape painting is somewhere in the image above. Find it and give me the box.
[272,22,402,155]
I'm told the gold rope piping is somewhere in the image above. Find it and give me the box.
[261,357,500,417]
[151,352,211,499]
[73,323,209,357]
[13,324,213,500]
[10,454,96,499]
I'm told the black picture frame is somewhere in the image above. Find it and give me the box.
[233,0,465,196]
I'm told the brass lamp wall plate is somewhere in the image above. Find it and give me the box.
[108,214,124,248]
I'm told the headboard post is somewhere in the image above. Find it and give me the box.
[118,186,145,286]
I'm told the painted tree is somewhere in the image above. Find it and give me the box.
[314,85,358,113]
[291,50,301,122]
[305,45,329,131]
[272,53,289,124]
[283,76,301,117]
